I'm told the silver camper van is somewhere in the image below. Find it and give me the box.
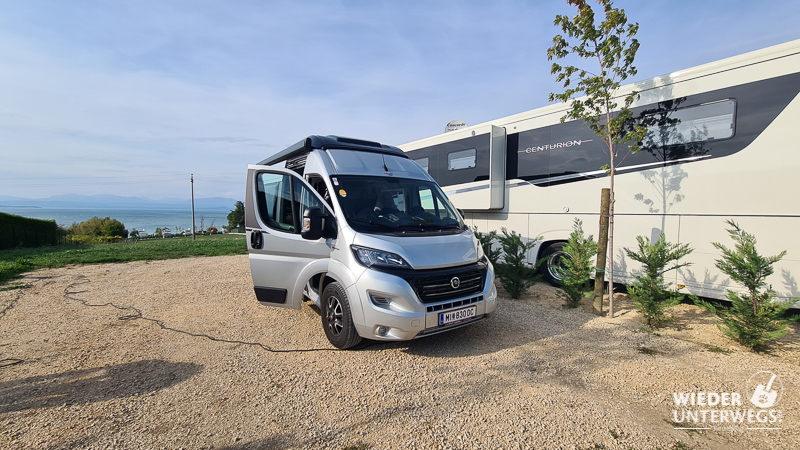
[246,136,497,349]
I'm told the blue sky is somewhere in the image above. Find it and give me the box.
[1,0,798,202]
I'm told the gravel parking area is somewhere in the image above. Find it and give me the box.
[1,255,798,449]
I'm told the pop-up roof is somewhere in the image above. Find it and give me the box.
[257,135,407,167]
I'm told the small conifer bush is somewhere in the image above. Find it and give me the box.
[702,220,795,351]
[624,233,692,328]
[496,228,540,299]
[557,219,597,308]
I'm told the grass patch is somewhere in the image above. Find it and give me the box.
[704,345,733,355]
[341,443,370,450]
[671,442,693,450]
[637,327,661,336]
[0,234,247,285]
[637,346,662,356]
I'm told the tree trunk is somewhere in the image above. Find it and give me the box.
[593,188,611,315]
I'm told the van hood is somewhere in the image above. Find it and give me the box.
[352,230,479,270]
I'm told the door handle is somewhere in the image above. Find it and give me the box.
[250,230,263,249]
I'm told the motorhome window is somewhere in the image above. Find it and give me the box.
[447,149,476,170]
[333,175,464,234]
[641,99,735,148]
[293,177,324,221]
[415,157,429,172]
[256,173,296,232]
[307,175,334,210]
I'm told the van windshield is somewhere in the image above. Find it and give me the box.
[331,175,465,234]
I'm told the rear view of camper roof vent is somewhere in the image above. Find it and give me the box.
[334,136,383,148]
[257,135,407,167]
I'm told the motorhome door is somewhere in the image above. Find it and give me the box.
[245,166,332,309]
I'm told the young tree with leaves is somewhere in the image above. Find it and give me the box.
[548,0,646,317]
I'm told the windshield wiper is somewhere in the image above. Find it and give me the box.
[399,223,462,232]
[347,217,396,230]
[396,224,429,232]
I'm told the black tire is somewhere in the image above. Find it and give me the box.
[539,242,570,284]
[321,282,362,349]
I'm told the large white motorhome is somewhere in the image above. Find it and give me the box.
[400,40,800,304]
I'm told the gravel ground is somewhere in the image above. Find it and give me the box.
[0,255,798,449]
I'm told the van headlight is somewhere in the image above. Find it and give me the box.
[352,245,411,269]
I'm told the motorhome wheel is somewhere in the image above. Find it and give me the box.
[540,242,570,284]
[321,282,362,349]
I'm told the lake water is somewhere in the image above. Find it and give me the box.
[0,207,231,234]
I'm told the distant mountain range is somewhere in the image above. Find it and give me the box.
[0,194,240,210]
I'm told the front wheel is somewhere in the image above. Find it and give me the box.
[539,242,570,284]
[321,282,362,349]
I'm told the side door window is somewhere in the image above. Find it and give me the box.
[256,172,327,233]
[257,172,296,232]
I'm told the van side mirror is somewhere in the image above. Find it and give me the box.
[301,207,332,240]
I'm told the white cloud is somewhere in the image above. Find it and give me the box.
[1,0,799,200]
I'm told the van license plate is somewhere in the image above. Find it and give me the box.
[439,306,477,325]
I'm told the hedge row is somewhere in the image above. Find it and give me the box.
[0,212,63,250]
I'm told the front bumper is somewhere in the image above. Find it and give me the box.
[347,263,498,341]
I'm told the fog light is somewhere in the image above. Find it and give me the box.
[376,326,390,336]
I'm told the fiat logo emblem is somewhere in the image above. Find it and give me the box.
[450,277,461,289]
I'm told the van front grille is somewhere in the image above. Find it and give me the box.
[410,268,485,303]
[375,261,488,304]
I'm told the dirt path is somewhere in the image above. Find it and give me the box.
[0,256,797,449]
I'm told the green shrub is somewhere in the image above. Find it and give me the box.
[624,233,692,328]
[557,219,597,308]
[706,220,794,351]
[67,235,123,244]
[496,228,540,299]
[473,227,499,267]
[66,216,128,239]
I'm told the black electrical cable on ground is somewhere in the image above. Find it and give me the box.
[63,276,372,353]
[0,281,30,368]
[0,358,23,367]
[0,284,25,320]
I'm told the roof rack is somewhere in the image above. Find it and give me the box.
[257,135,407,166]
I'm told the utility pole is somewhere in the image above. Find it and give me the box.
[191,174,196,241]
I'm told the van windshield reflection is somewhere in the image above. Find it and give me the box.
[331,175,464,234]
